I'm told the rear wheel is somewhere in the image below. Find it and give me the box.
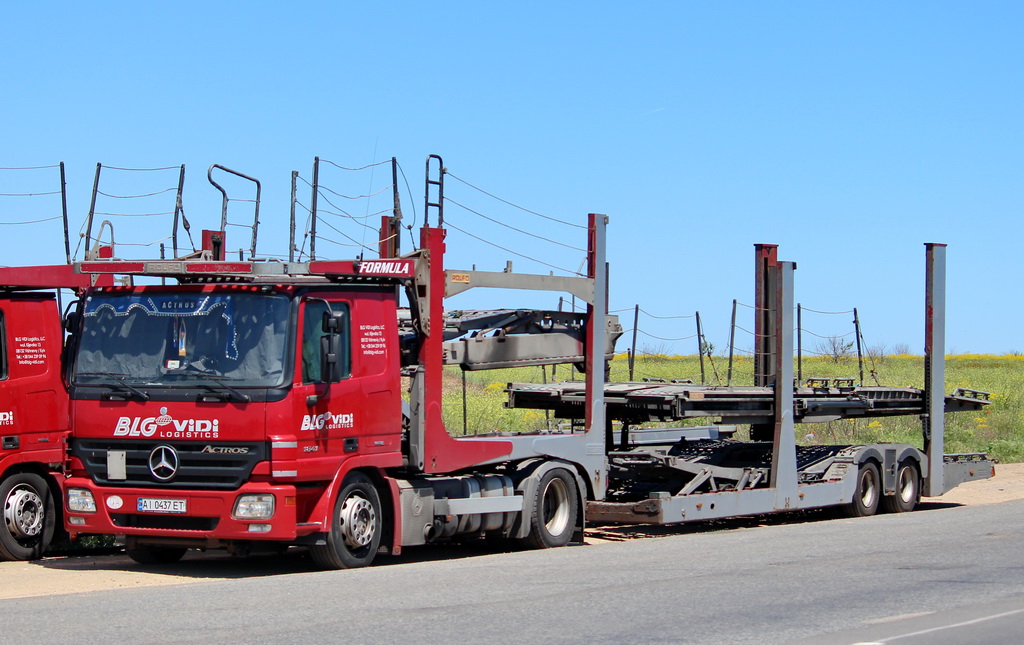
[310,473,382,570]
[126,546,188,564]
[881,461,920,513]
[843,462,881,518]
[520,468,579,549]
[0,473,56,561]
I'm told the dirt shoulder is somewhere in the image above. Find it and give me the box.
[928,461,1024,506]
[3,463,1022,601]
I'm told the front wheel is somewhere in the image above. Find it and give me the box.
[310,473,383,570]
[881,461,920,513]
[0,473,56,561]
[519,468,579,549]
[843,462,881,518]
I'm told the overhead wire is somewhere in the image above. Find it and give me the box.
[633,330,699,342]
[638,308,696,320]
[0,190,61,197]
[443,220,584,276]
[445,172,587,229]
[96,187,177,199]
[101,165,180,172]
[445,198,586,252]
[319,159,392,172]
[93,216,175,221]
[395,160,418,251]
[800,329,855,340]
[0,215,63,225]
[800,306,855,315]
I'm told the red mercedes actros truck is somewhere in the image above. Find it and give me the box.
[60,159,992,568]
[61,208,619,567]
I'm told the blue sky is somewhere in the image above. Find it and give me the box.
[2,2,1021,357]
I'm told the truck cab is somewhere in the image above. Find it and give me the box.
[0,292,69,560]
[63,281,406,562]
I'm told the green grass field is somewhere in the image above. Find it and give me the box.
[441,353,1024,463]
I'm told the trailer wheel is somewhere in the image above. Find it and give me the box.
[310,472,382,570]
[0,473,56,561]
[126,546,188,564]
[844,462,881,518]
[881,461,920,513]
[520,468,578,549]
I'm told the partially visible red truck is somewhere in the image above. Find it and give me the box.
[0,292,68,560]
[0,266,103,560]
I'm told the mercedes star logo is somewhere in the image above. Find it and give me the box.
[148,445,179,481]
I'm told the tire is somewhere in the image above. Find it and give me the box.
[126,546,188,564]
[0,473,56,561]
[310,473,382,570]
[881,460,920,513]
[519,468,579,549]
[843,462,881,518]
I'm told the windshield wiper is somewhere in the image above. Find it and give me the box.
[196,376,251,403]
[76,372,150,401]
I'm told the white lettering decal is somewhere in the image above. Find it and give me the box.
[13,336,47,366]
[300,412,355,431]
[113,408,220,438]
[358,260,412,275]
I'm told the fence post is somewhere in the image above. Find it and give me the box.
[853,307,864,384]
[462,371,469,435]
[628,304,639,381]
[797,304,802,382]
[309,157,320,261]
[289,171,298,262]
[59,161,71,264]
[727,299,737,386]
[696,311,705,385]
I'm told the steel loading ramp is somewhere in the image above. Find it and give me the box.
[505,380,990,424]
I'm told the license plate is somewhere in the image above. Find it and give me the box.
[137,497,187,514]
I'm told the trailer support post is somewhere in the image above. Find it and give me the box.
[752,244,779,441]
[754,244,779,387]
[771,261,798,506]
[923,243,947,496]
[584,214,609,498]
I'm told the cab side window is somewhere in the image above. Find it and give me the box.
[302,301,350,383]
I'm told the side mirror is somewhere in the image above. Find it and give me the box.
[322,310,344,333]
[320,310,345,382]
[63,303,82,333]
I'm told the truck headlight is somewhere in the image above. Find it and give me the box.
[233,494,275,520]
[67,488,97,513]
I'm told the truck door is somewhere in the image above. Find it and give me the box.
[292,298,360,473]
[0,297,63,453]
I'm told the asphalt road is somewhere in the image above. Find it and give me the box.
[3,499,1023,644]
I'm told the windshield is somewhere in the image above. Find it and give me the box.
[74,291,290,388]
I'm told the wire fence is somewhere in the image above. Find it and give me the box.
[0,163,72,263]
[436,167,590,278]
[78,163,189,261]
[604,299,881,387]
[291,157,406,262]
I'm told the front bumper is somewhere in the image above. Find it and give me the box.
[63,477,316,542]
